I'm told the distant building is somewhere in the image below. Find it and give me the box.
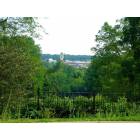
[64,60,90,68]
[48,58,57,63]
[48,52,90,68]
[60,52,64,61]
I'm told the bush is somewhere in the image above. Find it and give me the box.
[115,97,128,116]
[16,95,140,119]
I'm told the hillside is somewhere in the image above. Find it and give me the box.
[42,54,92,61]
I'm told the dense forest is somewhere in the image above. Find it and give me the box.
[0,17,140,120]
[42,54,91,61]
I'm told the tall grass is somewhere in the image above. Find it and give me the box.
[1,95,140,120]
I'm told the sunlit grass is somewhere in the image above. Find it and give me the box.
[0,115,140,123]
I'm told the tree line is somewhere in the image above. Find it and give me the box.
[42,54,91,61]
[86,18,140,102]
[0,17,140,119]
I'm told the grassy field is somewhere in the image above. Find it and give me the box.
[0,116,140,123]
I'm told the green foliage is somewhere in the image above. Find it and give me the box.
[0,17,44,38]
[84,18,140,119]
[16,95,140,119]
[0,17,46,119]
[86,17,140,99]
[44,62,86,95]
[0,17,140,120]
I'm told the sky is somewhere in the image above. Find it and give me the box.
[1,0,139,56]
[36,16,121,55]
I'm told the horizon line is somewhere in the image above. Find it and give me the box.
[42,53,93,56]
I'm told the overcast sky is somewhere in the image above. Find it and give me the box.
[37,16,122,55]
[36,16,122,55]
[1,0,138,56]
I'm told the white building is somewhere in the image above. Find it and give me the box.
[64,60,90,68]
[48,58,57,63]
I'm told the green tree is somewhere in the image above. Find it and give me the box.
[44,62,86,96]
[86,17,140,101]
[0,17,44,38]
[122,17,140,97]
[0,17,46,118]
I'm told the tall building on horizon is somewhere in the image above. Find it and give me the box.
[60,52,64,61]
